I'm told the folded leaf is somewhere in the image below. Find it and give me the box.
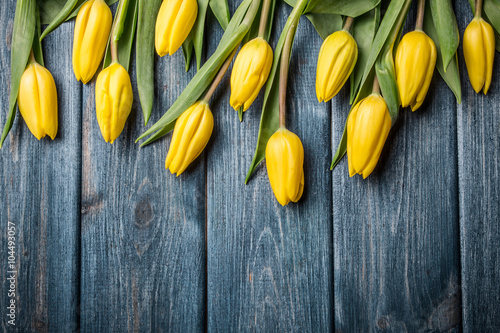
[375,48,399,123]
[39,0,79,40]
[428,0,459,71]
[209,0,230,30]
[193,0,210,70]
[136,0,162,125]
[424,0,461,103]
[305,12,342,40]
[38,0,118,25]
[350,6,380,103]
[1,0,37,148]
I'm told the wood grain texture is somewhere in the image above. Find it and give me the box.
[206,2,333,331]
[0,2,81,331]
[331,5,461,331]
[456,2,500,331]
[79,38,206,331]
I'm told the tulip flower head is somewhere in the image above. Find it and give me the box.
[165,101,214,176]
[463,17,495,94]
[95,63,133,143]
[265,128,305,206]
[73,0,112,84]
[316,29,358,103]
[395,30,436,111]
[347,94,392,179]
[18,61,58,140]
[155,0,198,56]
[230,37,273,112]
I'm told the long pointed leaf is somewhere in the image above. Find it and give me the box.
[305,12,342,40]
[39,0,79,40]
[428,0,459,71]
[209,0,230,29]
[1,0,37,148]
[136,0,162,125]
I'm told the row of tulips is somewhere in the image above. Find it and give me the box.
[2,0,498,206]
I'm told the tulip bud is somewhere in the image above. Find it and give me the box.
[463,17,495,94]
[316,30,358,103]
[230,37,273,112]
[18,62,58,140]
[95,63,133,143]
[347,94,391,179]
[165,101,213,176]
[395,30,436,111]
[265,128,304,206]
[155,0,198,57]
[73,0,112,84]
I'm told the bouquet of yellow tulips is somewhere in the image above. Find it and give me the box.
[1,0,499,207]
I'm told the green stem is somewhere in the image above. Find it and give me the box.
[372,74,380,95]
[415,0,425,30]
[28,49,36,64]
[110,0,130,63]
[475,0,483,17]
[279,21,298,128]
[258,0,272,38]
[202,48,238,103]
[343,16,354,32]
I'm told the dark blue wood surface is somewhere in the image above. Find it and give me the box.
[0,0,499,332]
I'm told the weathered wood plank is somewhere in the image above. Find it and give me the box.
[331,6,461,331]
[0,2,81,331]
[206,2,333,331]
[79,30,205,332]
[456,2,500,331]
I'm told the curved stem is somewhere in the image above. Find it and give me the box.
[415,0,425,30]
[343,16,354,32]
[258,0,272,38]
[202,48,238,103]
[279,21,298,128]
[475,0,483,17]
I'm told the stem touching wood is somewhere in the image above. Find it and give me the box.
[279,21,298,128]
[415,0,425,30]
[202,48,238,103]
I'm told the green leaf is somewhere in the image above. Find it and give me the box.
[103,0,138,71]
[38,0,118,25]
[350,6,380,103]
[245,0,309,183]
[137,0,260,145]
[1,0,37,148]
[182,33,195,72]
[136,0,162,125]
[424,0,461,103]
[193,0,210,70]
[375,49,399,123]
[331,0,411,170]
[209,0,230,30]
[39,0,78,40]
[33,5,44,66]
[305,12,342,40]
[428,0,459,71]
[305,0,380,16]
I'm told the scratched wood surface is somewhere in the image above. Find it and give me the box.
[0,3,81,331]
[1,0,500,332]
[456,2,500,332]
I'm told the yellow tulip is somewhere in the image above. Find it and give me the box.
[265,128,304,206]
[17,62,58,140]
[347,94,391,179]
[165,101,213,176]
[73,0,112,84]
[316,30,358,103]
[95,63,133,143]
[463,17,495,94]
[155,0,198,57]
[230,37,273,112]
[395,30,436,111]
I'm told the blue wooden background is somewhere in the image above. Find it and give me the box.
[1,0,499,331]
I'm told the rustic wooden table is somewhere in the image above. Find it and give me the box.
[1,0,499,332]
